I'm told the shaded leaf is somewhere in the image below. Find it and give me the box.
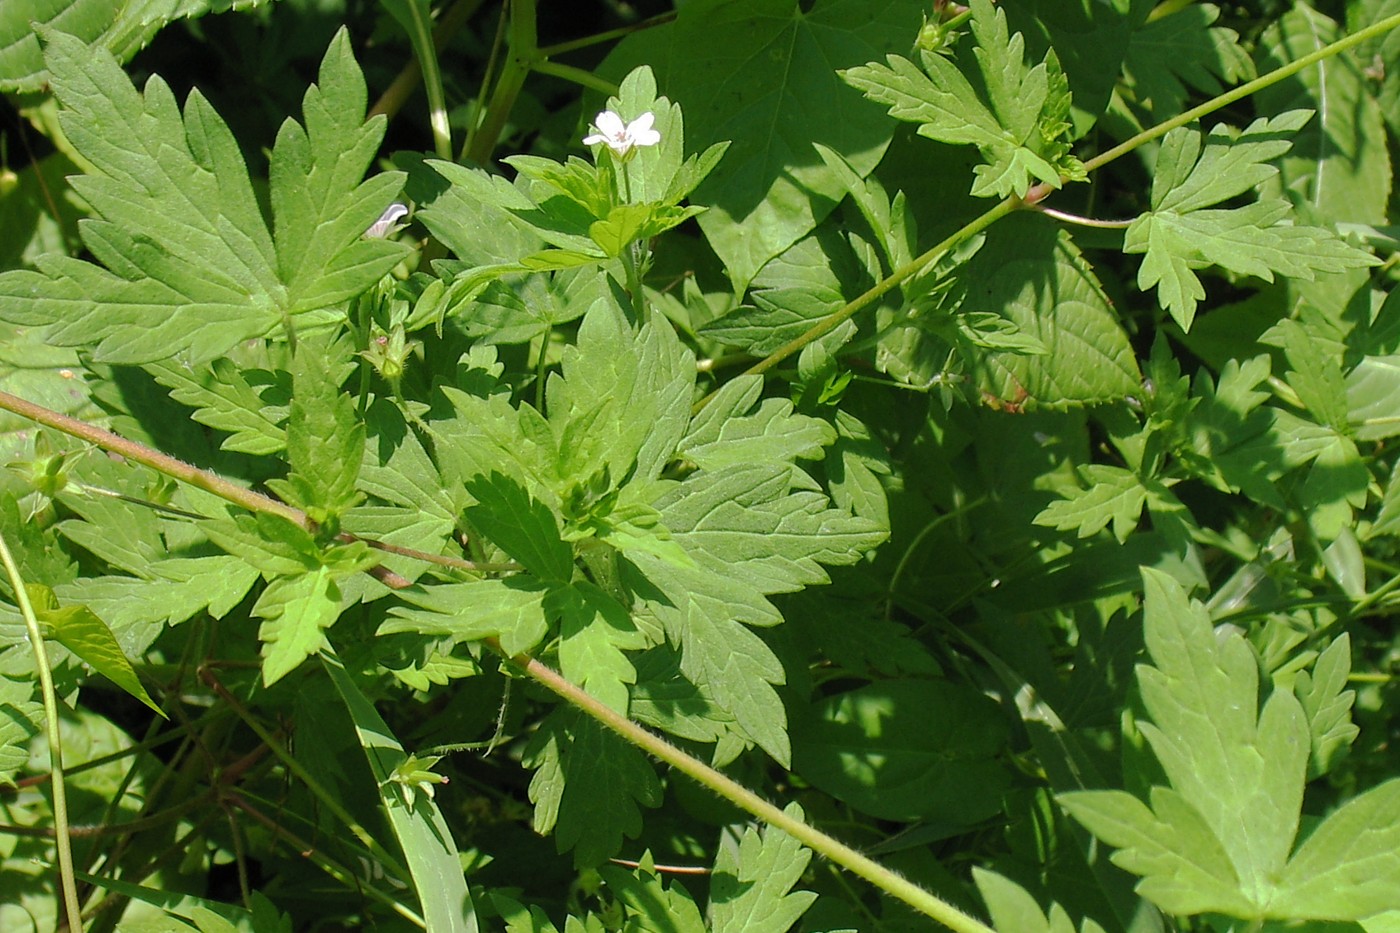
[709,803,817,933]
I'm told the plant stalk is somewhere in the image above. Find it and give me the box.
[501,640,996,933]
[0,531,85,930]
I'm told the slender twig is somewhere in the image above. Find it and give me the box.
[531,59,618,95]
[695,197,1019,411]
[722,13,1400,400]
[370,0,485,123]
[536,11,677,57]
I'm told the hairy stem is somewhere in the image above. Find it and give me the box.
[1082,11,1400,175]
[502,639,997,933]
[728,12,1400,393]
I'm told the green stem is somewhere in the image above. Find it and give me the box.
[536,11,677,57]
[617,163,650,321]
[198,669,412,888]
[465,0,537,165]
[0,389,517,575]
[1081,11,1400,175]
[701,196,1018,410]
[531,59,619,96]
[502,642,996,933]
[0,531,84,929]
[723,13,1400,395]
[535,324,550,411]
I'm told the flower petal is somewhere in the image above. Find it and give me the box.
[626,112,661,147]
[365,202,409,238]
[593,110,626,137]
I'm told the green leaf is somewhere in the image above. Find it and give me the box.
[791,678,1009,824]
[627,552,790,763]
[254,566,341,686]
[604,65,728,208]
[0,674,41,787]
[1034,465,1148,544]
[455,268,606,348]
[627,647,737,747]
[657,462,885,594]
[1125,112,1375,330]
[147,358,287,456]
[407,158,545,267]
[1293,633,1360,778]
[1346,355,1400,440]
[1060,569,1346,921]
[491,895,563,933]
[0,29,408,364]
[1279,320,1350,431]
[267,342,364,518]
[0,327,101,466]
[842,0,1083,199]
[812,142,916,270]
[384,577,551,657]
[597,856,706,933]
[267,32,409,312]
[547,300,695,488]
[1121,3,1253,117]
[465,473,573,584]
[973,868,1108,933]
[1255,5,1392,226]
[620,460,883,763]
[30,584,164,716]
[55,556,259,631]
[430,389,557,506]
[322,653,478,933]
[358,398,459,523]
[699,226,874,356]
[959,214,1141,406]
[677,375,836,472]
[602,0,927,287]
[551,582,645,716]
[708,803,817,933]
[0,0,271,93]
[525,707,661,868]
[1272,779,1400,921]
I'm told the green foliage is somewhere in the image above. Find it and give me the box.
[843,0,1085,199]
[1060,571,1400,922]
[0,28,409,364]
[1126,111,1375,330]
[2,3,1400,932]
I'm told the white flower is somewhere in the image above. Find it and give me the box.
[364,202,409,238]
[583,110,660,157]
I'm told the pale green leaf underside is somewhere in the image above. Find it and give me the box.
[1063,570,1398,922]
